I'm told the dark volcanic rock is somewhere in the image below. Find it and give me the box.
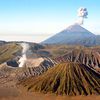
[6,60,19,67]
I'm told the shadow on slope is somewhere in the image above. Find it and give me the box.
[21,62,100,96]
[54,49,100,70]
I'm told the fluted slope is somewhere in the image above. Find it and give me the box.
[54,49,100,69]
[23,62,100,95]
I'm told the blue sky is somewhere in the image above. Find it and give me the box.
[0,0,100,42]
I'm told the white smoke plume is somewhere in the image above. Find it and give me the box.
[18,43,30,67]
[77,7,88,25]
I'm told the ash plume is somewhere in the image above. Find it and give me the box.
[77,7,88,25]
[18,43,30,67]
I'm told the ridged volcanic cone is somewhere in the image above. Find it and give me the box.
[24,62,100,95]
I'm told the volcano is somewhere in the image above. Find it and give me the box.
[42,24,99,46]
[23,62,100,95]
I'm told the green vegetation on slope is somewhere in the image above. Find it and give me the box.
[0,43,21,64]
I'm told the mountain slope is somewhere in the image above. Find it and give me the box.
[0,56,56,85]
[95,35,100,45]
[22,62,100,95]
[54,48,100,71]
[0,43,21,64]
[42,24,97,46]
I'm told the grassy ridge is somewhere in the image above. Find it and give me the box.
[0,43,21,64]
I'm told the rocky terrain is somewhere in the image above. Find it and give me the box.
[0,42,100,99]
[54,48,100,72]
[21,62,100,95]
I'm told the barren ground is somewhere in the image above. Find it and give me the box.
[0,86,100,100]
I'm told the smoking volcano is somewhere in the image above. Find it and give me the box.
[77,7,88,25]
[42,7,100,46]
[42,24,95,46]
[18,43,30,67]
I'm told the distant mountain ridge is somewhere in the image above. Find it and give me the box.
[42,24,100,46]
[0,40,6,45]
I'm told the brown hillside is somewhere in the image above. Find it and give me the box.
[54,49,100,70]
[16,57,56,80]
[0,56,56,82]
[22,62,100,96]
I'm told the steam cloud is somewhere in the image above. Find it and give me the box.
[18,43,30,67]
[77,7,88,25]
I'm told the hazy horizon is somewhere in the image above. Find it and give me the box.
[0,0,100,42]
[0,24,99,43]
